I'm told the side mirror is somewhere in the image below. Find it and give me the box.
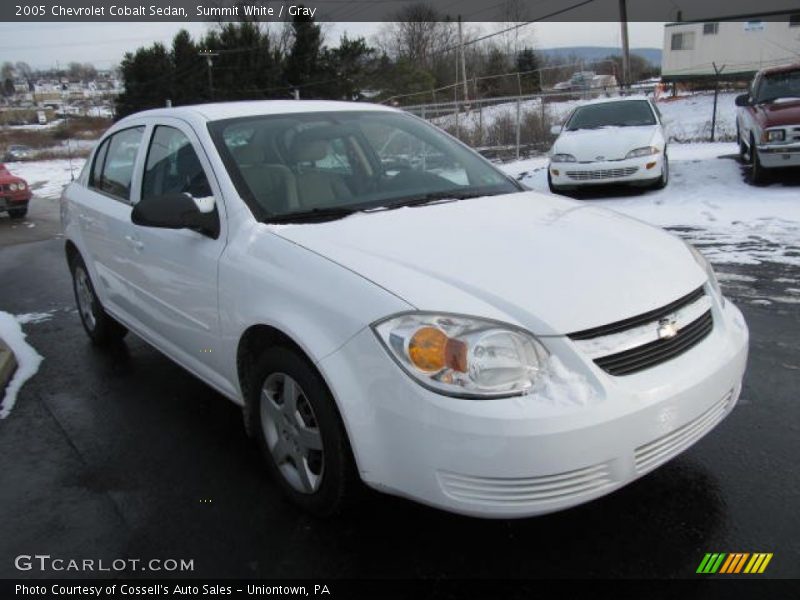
[550,124,563,136]
[735,93,751,107]
[132,192,220,239]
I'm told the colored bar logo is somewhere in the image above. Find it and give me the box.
[696,552,773,574]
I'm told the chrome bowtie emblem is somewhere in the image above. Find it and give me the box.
[657,317,679,340]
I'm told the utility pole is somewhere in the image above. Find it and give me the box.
[710,62,725,142]
[618,0,630,89]
[458,15,469,106]
[199,50,219,100]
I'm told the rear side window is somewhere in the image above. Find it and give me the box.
[142,126,212,199]
[89,126,145,202]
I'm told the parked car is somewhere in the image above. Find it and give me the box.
[548,96,668,193]
[735,62,800,183]
[3,144,33,161]
[0,163,32,219]
[62,101,748,518]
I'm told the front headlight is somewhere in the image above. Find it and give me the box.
[8,183,18,191]
[373,313,549,398]
[686,242,723,303]
[763,129,785,143]
[551,153,577,163]
[16,182,25,190]
[625,146,660,159]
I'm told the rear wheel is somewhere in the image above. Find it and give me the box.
[8,208,27,219]
[249,346,358,517]
[70,255,128,346]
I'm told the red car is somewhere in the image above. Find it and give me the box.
[0,163,31,219]
[736,63,800,183]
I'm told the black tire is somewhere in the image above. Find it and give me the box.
[69,255,128,346]
[737,126,747,161]
[653,154,669,190]
[248,346,358,517]
[749,135,768,185]
[8,208,27,219]
[547,171,570,194]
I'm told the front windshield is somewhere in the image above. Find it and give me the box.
[565,100,656,130]
[208,110,520,222]
[755,70,800,103]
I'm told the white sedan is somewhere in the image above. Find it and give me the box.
[548,96,668,193]
[62,100,746,518]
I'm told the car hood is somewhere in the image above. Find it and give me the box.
[267,192,706,335]
[553,126,659,161]
[754,98,800,127]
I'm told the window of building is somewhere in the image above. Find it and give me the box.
[671,32,695,50]
[703,22,719,35]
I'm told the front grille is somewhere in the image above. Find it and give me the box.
[634,388,734,473]
[566,166,638,180]
[569,286,713,376]
[438,462,614,505]
[570,286,705,340]
[594,311,713,376]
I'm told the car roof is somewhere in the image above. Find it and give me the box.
[117,100,399,126]
[575,95,652,107]
[757,62,800,77]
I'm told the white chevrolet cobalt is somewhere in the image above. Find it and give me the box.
[62,101,748,518]
[548,96,668,193]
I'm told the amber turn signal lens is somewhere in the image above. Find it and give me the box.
[645,161,657,170]
[408,327,468,373]
[551,169,560,176]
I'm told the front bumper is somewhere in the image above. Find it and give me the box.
[319,296,748,518]
[755,142,800,168]
[0,190,31,211]
[549,154,664,187]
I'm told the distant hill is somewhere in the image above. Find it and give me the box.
[537,46,662,66]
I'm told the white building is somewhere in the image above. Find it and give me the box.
[661,16,800,81]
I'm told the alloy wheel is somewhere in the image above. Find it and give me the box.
[260,372,324,494]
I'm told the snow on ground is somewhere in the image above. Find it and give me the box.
[499,142,800,269]
[4,158,85,199]
[433,91,738,143]
[0,312,44,419]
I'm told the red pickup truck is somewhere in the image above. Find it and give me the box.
[0,163,32,219]
[736,63,800,183]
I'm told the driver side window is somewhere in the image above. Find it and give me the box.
[142,126,212,200]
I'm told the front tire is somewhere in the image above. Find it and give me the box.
[70,255,127,346]
[749,135,768,185]
[8,208,27,219]
[547,170,571,194]
[249,346,358,517]
[653,154,669,189]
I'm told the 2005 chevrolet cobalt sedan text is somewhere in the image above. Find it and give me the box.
[61,101,748,518]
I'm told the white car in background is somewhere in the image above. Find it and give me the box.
[548,96,668,193]
[62,101,747,519]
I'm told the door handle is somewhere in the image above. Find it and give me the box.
[124,235,144,252]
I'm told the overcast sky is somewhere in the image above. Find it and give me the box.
[0,21,666,70]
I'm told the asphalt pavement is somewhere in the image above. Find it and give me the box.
[0,195,798,580]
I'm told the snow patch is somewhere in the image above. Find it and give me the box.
[526,356,597,407]
[15,311,55,325]
[0,311,44,419]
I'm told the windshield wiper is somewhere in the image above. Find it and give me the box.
[265,206,361,224]
[381,190,497,210]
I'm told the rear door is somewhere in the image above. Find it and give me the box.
[78,125,146,316]
[124,119,228,382]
